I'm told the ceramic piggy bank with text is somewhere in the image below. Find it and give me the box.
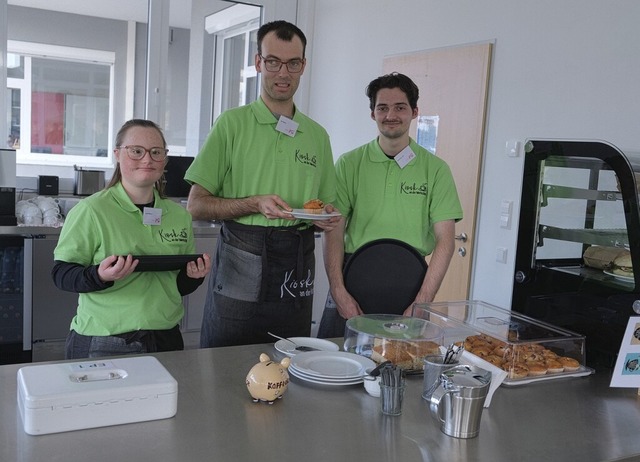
[246,353,290,403]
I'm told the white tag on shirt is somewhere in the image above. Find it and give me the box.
[143,207,162,225]
[394,145,416,169]
[276,115,299,137]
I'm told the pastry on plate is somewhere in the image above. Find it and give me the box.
[303,199,324,214]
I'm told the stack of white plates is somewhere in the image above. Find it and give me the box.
[288,351,376,386]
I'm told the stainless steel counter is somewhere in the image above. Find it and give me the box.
[1,342,640,462]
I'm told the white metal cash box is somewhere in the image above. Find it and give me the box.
[17,356,178,435]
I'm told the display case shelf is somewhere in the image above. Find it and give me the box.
[542,184,620,203]
[539,225,629,248]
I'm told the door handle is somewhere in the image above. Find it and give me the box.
[455,233,468,243]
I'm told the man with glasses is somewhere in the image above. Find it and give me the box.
[185,20,338,347]
[317,73,463,338]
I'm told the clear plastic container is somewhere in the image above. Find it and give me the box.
[411,300,593,385]
[343,314,444,372]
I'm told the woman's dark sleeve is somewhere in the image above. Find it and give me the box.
[51,260,114,293]
[176,268,205,296]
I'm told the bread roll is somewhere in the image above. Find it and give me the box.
[612,252,633,277]
[370,338,440,369]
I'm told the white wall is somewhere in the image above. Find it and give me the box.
[304,0,640,309]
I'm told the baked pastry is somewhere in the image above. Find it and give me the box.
[558,356,580,372]
[370,338,440,370]
[484,354,505,368]
[544,358,564,374]
[303,199,324,213]
[525,361,548,376]
[462,333,583,377]
[502,362,529,379]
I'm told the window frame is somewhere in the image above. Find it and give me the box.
[8,40,116,169]
[205,1,261,122]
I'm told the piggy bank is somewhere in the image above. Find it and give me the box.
[246,353,290,403]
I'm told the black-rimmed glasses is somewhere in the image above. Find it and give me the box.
[118,145,168,161]
[259,55,304,73]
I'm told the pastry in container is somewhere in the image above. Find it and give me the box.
[343,314,444,372]
[411,300,593,385]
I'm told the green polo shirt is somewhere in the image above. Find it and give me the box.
[185,97,336,227]
[336,139,463,256]
[54,182,195,335]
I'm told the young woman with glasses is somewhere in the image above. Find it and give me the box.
[52,119,211,359]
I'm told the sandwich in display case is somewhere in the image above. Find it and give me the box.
[512,139,640,369]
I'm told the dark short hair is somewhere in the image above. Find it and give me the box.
[257,20,307,57]
[365,72,419,111]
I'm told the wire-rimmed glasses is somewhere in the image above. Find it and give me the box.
[118,145,168,161]
[259,55,304,73]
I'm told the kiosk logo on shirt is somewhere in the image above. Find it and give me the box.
[158,227,189,243]
[294,149,317,168]
[400,181,428,196]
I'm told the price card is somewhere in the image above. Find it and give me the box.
[610,316,640,387]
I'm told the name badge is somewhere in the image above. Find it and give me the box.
[143,207,162,226]
[276,115,299,137]
[394,145,416,169]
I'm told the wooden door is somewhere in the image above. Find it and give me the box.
[383,42,492,302]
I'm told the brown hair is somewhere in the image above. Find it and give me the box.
[366,72,419,112]
[108,119,168,198]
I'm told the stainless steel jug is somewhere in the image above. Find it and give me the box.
[429,364,491,438]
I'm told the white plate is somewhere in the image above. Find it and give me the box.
[274,337,340,357]
[290,351,375,379]
[284,209,341,221]
[288,367,364,386]
[288,365,365,383]
[603,270,634,283]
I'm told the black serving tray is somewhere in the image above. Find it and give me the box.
[132,254,202,272]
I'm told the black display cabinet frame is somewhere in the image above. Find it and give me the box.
[512,139,640,369]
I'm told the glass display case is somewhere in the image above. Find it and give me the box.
[512,140,640,369]
[412,301,592,386]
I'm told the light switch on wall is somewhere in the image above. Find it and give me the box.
[496,247,508,263]
[506,140,523,157]
[500,200,512,215]
[500,199,512,229]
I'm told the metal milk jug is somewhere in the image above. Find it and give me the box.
[429,364,491,439]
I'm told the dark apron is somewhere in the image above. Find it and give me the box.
[215,220,316,306]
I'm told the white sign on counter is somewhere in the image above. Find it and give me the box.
[610,316,640,387]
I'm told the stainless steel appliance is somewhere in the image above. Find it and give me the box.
[27,236,79,362]
[0,149,17,225]
[0,236,27,364]
[74,166,105,195]
[0,234,78,365]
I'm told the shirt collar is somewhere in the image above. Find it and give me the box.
[368,138,419,165]
[110,182,165,214]
[252,97,305,133]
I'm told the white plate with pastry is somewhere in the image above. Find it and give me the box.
[284,209,341,221]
